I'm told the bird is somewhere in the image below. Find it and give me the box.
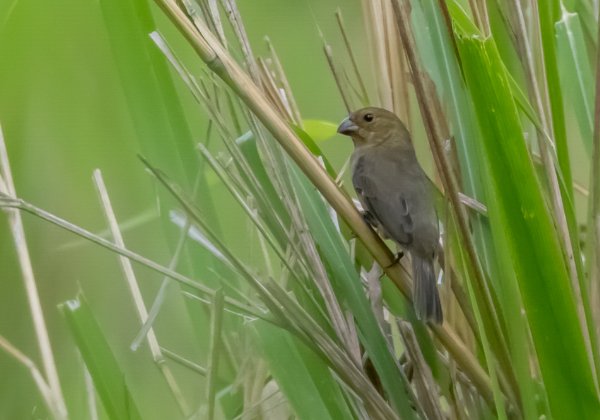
[337,107,442,323]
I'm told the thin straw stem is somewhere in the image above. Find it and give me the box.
[0,125,67,419]
[93,169,190,416]
[154,0,496,407]
[391,0,516,409]
[0,335,57,418]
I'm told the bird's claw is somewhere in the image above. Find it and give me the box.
[384,251,404,269]
[361,210,377,228]
[347,211,376,240]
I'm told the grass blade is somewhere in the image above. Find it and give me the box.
[290,164,416,418]
[590,0,600,376]
[93,169,190,415]
[0,125,67,419]
[205,289,225,420]
[0,336,56,418]
[153,1,496,407]
[98,0,199,188]
[556,7,594,154]
[256,321,355,420]
[457,34,600,418]
[60,294,142,420]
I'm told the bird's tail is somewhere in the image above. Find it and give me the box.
[411,253,443,324]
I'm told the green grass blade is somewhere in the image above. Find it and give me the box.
[293,126,337,178]
[301,120,338,142]
[411,0,498,285]
[290,164,416,419]
[205,289,225,420]
[571,0,598,46]
[452,228,506,419]
[410,4,536,411]
[256,321,354,420]
[546,3,599,385]
[98,1,244,414]
[98,0,196,188]
[236,131,291,233]
[556,8,594,154]
[457,35,600,419]
[538,0,574,197]
[59,294,142,420]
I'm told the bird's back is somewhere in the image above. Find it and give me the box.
[340,106,443,323]
[351,142,438,256]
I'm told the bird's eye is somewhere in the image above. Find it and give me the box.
[363,113,374,122]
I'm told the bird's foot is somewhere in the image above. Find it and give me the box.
[384,251,404,269]
[346,211,375,240]
[361,210,377,228]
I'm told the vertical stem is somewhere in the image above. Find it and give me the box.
[391,0,518,410]
[206,289,225,420]
[0,126,67,419]
[335,9,371,105]
[0,335,57,418]
[154,0,496,407]
[93,169,190,415]
[590,2,600,364]
[531,0,598,387]
[83,363,99,420]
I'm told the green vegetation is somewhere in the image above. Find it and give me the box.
[1,0,599,418]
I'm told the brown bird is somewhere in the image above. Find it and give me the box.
[337,107,442,323]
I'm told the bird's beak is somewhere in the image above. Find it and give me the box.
[337,117,358,135]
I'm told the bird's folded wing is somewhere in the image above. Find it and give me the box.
[352,166,414,246]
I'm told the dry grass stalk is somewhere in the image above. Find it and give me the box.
[398,322,444,420]
[2,193,266,320]
[0,126,67,420]
[92,169,190,415]
[257,57,295,121]
[0,335,57,418]
[335,9,370,105]
[590,4,600,370]
[153,0,497,408]
[220,0,263,88]
[265,37,303,127]
[382,0,408,119]
[508,0,597,383]
[391,0,517,409]
[322,38,354,112]
[146,158,399,419]
[361,0,394,111]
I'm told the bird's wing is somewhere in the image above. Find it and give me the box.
[352,158,414,246]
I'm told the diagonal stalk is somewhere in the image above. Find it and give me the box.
[0,335,57,418]
[590,2,600,364]
[93,170,190,415]
[391,0,518,410]
[0,126,67,420]
[154,0,496,407]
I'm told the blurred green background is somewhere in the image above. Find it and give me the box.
[0,0,365,418]
[2,0,594,418]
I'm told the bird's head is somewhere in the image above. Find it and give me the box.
[337,107,410,148]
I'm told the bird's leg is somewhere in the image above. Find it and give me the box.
[361,210,377,228]
[383,251,404,269]
[351,210,377,238]
[348,211,377,239]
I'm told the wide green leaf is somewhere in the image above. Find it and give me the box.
[290,163,415,418]
[60,294,142,420]
[302,120,338,142]
[556,8,594,154]
[457,35,600,419]
[256,321,354,420]
[411,4,539,413]
[537,0,573,196]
